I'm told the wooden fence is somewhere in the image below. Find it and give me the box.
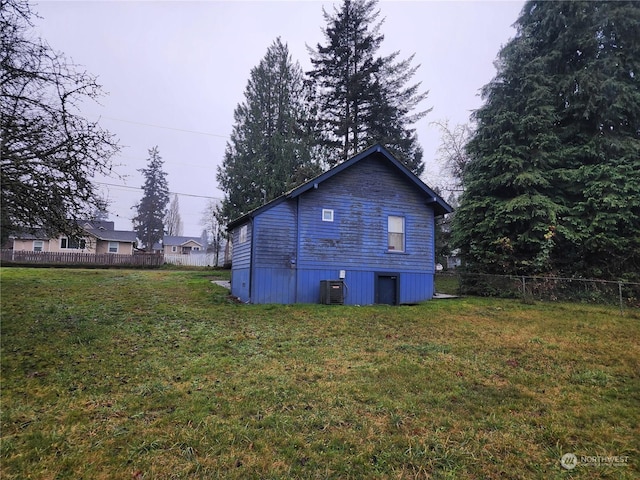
[1,250,164,267]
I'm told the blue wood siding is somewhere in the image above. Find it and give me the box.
[230,221,252,301]
[231,222,252,269]
[250,201,297,303]
[253,202,297,268]
[398,272,434,304]
[291,157,436,304]
[296,268,377,305]
[297,156,435,273]
[231,268,250,302]
[252,267,296,303]
[295,269,434,305]
[231,154,437,304]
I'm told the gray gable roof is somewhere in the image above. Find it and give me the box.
[86,229,137,243]
[153,236,203,250]
[81,220,115,231]
[162,236,203,247]
[11,224,136,243]
[228,144,453,230]
[9,229,49,240]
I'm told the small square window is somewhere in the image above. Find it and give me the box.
[171,246,177,252]
[33,240,44,252]
[108,242,118,253]
[322,209,334,222]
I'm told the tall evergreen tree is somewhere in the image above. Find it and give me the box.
[216,38,319,223]
[132,146,169,250]
[307,0,429,173]
[453,1,640,279]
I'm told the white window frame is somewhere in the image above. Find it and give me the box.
[387,215,405,252]
[33,240,44,252]
[108,242,119,253]
[60,237,86,250]
[239,224,248,244]
[171,245,177,252]
[322,209,334,222]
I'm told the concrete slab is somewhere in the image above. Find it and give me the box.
[433,293,460,299]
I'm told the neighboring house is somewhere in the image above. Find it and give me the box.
[154,236,204,255]
[227,144,453,305]
[10,220,137,255]
[446,249,462,270]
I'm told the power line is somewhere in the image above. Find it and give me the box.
[113,152,218,171]
[95,114,230,139]
[94,181,222,201]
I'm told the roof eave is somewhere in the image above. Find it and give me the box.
[226,143,453,227]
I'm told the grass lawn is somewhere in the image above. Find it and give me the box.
[1,268,638,479]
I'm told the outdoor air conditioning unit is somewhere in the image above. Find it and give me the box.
[320,280,345,305]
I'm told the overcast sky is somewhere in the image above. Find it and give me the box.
[33,0,524,236]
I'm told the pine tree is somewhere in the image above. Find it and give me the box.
[216,38,319,223]
[307,0,429,173]
[132,146,169,250]
[453,1,640,279]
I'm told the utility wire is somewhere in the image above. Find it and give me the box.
[96,115,230,139]
[94,181,222,201]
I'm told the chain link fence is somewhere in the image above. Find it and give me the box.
[437,272,640,314]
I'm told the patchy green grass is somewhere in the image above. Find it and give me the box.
[1,268,638,479]
[435,274,460,295]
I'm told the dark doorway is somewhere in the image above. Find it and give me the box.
[376,274,399,305]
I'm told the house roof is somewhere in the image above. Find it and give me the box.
[151,237,203,252]
[9,230,49,240]
[85,228,137,243]
[81,220,115,231]
[228,144,453,230]
[160,236,203,247]
[10,223,136,243]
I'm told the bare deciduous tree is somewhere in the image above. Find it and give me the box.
[1,0,119,243]
[165,194,183,236]
[431,119,473,193]
[200,199,224,266]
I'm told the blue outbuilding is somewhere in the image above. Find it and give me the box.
[227,144,453,305]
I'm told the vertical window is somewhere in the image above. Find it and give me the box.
[33,240,44,252]
[108,242,118,253]
[172,246,177,252]
[388,216,405,252]
[322,209,334,222]
[239,224,248,244]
